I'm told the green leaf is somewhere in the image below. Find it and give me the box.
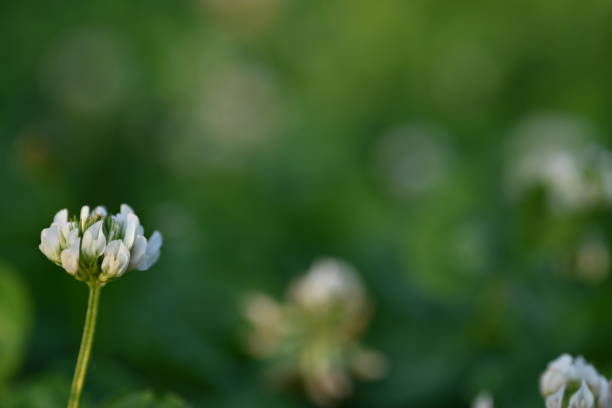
[0,261,32,383]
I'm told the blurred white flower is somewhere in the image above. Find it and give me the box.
[375,122,452,198]
[547,386,566,408]
[540,354,611,408]
[541,354,575,396]
[39,204,162,284]
[506,113,612,212]
[166,60,286,173]
[471,391,494,408]
[569,381,595,408]
[243,257,385,406]
[289,258,365,310]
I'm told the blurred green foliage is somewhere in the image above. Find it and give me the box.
[2,0,612,406]
[0,263,32,386]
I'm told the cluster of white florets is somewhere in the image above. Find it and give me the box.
[244,258,386,406]
[39,204,162,285]
[540,354,612,408]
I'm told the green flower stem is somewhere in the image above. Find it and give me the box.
[67,283,101,408]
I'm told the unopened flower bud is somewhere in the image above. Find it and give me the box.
[61,238,81,275]
[100,240,130,281]
[570,381,595,408]
[547,386,565,408]
[82,221,106,263]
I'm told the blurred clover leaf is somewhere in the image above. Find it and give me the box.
[0,261,32,384]
[104,390,189,408]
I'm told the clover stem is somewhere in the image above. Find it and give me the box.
[67,283,101,408]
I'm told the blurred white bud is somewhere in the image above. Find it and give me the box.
[290,258,364,309]
[375,123,452,198]
[93,206,107,217]
[244,257,382,406]
[541,355,610,408]
[569,381,595,408]
[472,391,494,408]
[541,354,575,396]
[505,113,612,212]
[547,386,565,408]
[598,377,611,408]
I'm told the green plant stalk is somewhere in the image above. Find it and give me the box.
[67,283,101,408]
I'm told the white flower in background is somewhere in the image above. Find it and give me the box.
[540,354,612,408]
[289,258,365,310]
[505,113,612,212]
[243,258,386,407]
[39,204,162,284]
[375,122,452,198]
[471,391,494,408]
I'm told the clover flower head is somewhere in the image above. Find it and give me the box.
[289,258,365,310]
[243,257,386,406]
[540,354,612,408]
[471,392,494,408]
[39,204,162,284]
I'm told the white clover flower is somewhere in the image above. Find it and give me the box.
[471,392,494,408]
[541,355,612,408]
[244,257,384,407]
[570,381,595,408]
[289,258,365,310]
[39,204,162,285]
[541,354,575,396]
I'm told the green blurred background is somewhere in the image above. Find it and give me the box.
[2,0,612,406]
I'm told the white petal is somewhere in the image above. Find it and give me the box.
[148,231,163,252]
[93,206,107,217]
[61,238,81,275]
[40,226,62,263]
[101,240,130,279]
[82,221,106,261]
[546,386,565,408]
[569,381,595,408]
[66,227,79,246]
[123,213,139,250]
[116,242,130,276]
[598,377,609,408]
[129,235,147,269]
[120,203,134,216]
[136,231,162,271]
[80,205,90,230]
[53,209,68,225]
